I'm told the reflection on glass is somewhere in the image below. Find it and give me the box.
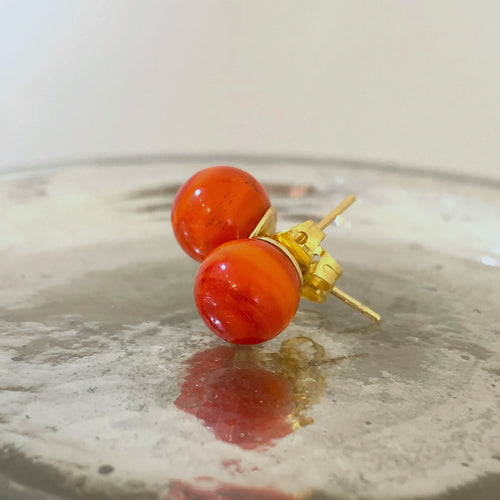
[175,336,355,449]
[167,478,296,500]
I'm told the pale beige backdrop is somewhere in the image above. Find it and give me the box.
[1,0,499,179]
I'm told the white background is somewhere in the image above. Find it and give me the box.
[1,0,499,179]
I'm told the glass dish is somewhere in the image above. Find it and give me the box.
[0,157,499,499]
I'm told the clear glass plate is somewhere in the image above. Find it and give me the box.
[0,158,499,499]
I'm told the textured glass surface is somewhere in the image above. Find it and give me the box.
[0,160,499,499]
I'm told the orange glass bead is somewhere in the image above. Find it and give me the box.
[194,239,301,345]
[171,166,270,262]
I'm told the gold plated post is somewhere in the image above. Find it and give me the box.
[330,287,381,322]
[252,194,381,322]
[316,194,356,231]
[249,206,277,238]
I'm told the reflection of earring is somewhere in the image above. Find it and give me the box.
[172,166,381,345]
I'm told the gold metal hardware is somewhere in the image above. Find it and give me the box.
[251,194,381,322]
[250,206,277,239]
[257,236,304,286]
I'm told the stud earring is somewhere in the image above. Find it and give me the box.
[194,237,302,345]
[172,167,381,345]
[171,166,271,262]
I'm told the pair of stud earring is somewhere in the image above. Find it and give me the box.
[171,166,381,345]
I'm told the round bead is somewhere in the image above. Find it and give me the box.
[194,239,301,345]
[171,166,270,262]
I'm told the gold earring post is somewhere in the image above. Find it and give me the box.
[318,195,381,322]
[331,286,381,322]
[302,194,382,322]
[316,194,356,231]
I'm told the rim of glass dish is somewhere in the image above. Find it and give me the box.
[1,152,499,190]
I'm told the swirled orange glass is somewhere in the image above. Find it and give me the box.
[171,166,270,262]
[194,239,301,345]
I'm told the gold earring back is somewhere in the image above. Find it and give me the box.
[251,194,381,322]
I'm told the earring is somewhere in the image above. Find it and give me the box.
[172,167,381,345]
[194,237,301,345]
[171,166,271,262]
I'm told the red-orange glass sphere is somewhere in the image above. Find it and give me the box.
[171,166,270,262]
[194,239,301,345]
